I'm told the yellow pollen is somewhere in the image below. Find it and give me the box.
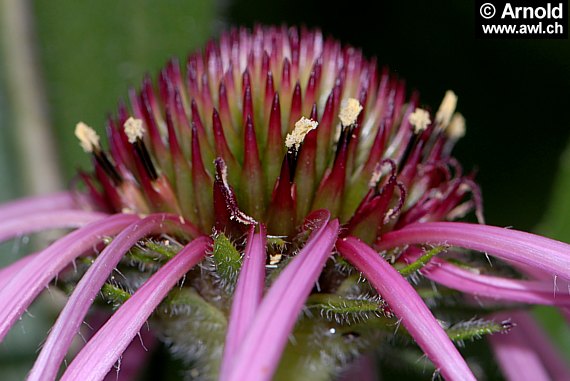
[368,161,391,187]
[383,208,396,224]
[446,113,466,139]
[369,166,384,188]
[408,108,431,133]
[285,117,319,151]
[369,172,381,188]
[269,253,283,266]
[338,98,363,126]
[124,117,145,143]
[74,122,100,153]
[435,90,458,128]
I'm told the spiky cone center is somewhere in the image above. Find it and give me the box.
[79,27,477,245]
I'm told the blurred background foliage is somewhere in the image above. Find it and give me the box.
[0,0,568,379]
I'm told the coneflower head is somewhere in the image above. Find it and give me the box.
[5,25,568,381]
[77,26,480,245]
[62,26,490,380]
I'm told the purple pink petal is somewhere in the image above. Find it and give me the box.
[410,253,570,306]
[0,191,77,219]
[378,222,570,281]
[337,236,476,381]
[510,311,570,380]
[488,312,558,381]
[220,225,267,379]
[0,213,139,342]
[28,213,197,381]
[0,210,107,242]
[0,251,39,289]
[60,236,210,381]
[337,355,378,381]
[102,329,156,381]
[225,216,339,381]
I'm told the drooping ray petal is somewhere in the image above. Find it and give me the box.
[102,329,156,381]
[226,216,339,381]
[60,236,210,381]
[0,210,107,242]
[29,213,198,381]
[511,261,570,288]
[0,191,77,219]
[434,259,570,306]
[416,255,570,306]
[378,222,570,281]
[506,311,570,380]
[488,313,551,381]
[337,236,475,381]
[510,263,570,325]
[83,312,157,381]
[0,214,139,342]
[337,355,378,381]
[0,251,39,289]
[220,225,267,379]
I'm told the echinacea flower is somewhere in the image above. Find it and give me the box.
[1,25,569,381]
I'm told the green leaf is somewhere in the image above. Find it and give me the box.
[536,141,570,361]
[32,0,216,179]
[0,77,21,204]
[539,144,570,240]
[0,49,24,262]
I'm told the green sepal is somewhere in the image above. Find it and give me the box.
[144,239,181,259]
[126,238,181,268]
[307,293,389,325]
[211,233,242,290]
[101,283,131,308]
[445,318,513,345]
[396,245,447,277]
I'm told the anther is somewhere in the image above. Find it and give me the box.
[332,98,363,162]
[398,108,432,173]
[284,116,318,180]
[285,117,318,152]
[435,90,458,128]
[75,122,100,153]
[75,122,122,184]
[338,98,363,127]
[123,117,158,181]
[408,108,431,133]
[446,113,466,139]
